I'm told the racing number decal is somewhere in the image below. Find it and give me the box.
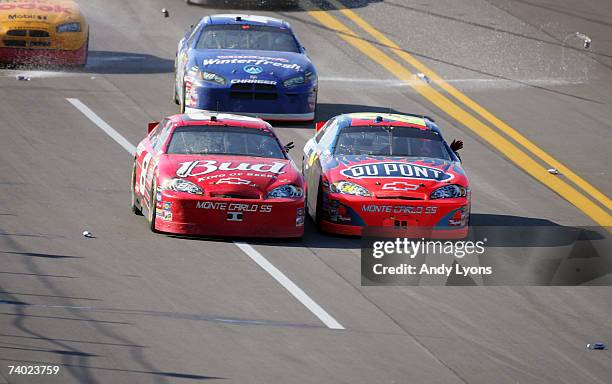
[139,153,152,196]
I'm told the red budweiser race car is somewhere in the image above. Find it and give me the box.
[131,113,305,238]
[302,112,470,238]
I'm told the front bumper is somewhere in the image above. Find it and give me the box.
[185,81,317,122]
[154,191,305,238]
[319,193,470,238]
[0,42,87,66]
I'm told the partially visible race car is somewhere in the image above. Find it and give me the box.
[302,112,470,238]
[131,112,305,238]
[0,0,89,66]
[185,0,298,7]
[174,14,317,121]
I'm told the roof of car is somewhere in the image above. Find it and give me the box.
[171,113,273,131]
[340,112,431,129]
[205,14,290,29]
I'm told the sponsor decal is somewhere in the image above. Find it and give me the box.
[341,162,452,181]
[361,205,438,215]
[163,210,172,221]
[7,14,48,20]
[140,152,153,196]
[202,55,302,71]
[0,3,71,14]
[216,177,255,186]
[296,207,305,226]
[230,79,277,85]
[196,201,272,213]
[382,181,419,191]
[243,65,263,75]
[177,160,286,177]
[163,202,172,210]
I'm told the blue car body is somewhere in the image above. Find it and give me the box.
[174,14,317,121]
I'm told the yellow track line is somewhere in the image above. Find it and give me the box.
[305,5,612,227]
[328,0,612,212]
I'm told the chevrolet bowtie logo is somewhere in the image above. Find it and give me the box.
[382,182,419,191]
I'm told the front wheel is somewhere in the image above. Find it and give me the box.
[314,183,325,232]
[130,162,143,215]
[147,179,159,232]
[172,78,180,105]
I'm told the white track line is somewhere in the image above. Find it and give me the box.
[67,98,136,155]
[67,98,344,330]
[235,242,344,330]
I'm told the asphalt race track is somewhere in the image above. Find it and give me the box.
[1,0,611,383]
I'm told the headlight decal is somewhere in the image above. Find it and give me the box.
[266,185,304,199]
[430,184,468,199]
[199,71,227,85]
[56,22,81,33]
[283,75,305,88]
[330,181,371,197]
[161,178,203,195]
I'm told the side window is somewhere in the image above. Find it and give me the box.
[319,120,341,150]
[153,120,173,152]
[148,120,165,148]
[186,24,201,48]
[315,118,336,143]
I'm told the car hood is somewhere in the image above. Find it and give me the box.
[191,49,312,80]
[159,154,302,198]
[0,0,81,25]
[321,155,468,198]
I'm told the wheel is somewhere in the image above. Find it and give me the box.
[146,178,159,232]
[314,183,324,232]
[172,79,180,105]
[79,33,89,68]
[130,162,143,215]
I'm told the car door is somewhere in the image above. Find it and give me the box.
[135,120,172,208]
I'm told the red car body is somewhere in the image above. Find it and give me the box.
[302,113,470,238]
[131,113,305,238]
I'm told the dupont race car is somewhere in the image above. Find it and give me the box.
[185,0,298,7]
[0,0,89,66]
[174,14,317,121]
[302,113,470,238]
[131,112,305,238]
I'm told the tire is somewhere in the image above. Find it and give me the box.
[77,33,89,69]
[130,162,143,216]
[314,183,324,232]
[172,79,180,105]
[147,178,159,233]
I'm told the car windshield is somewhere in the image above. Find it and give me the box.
[196,24,300,52]
[334,126,452,160]
[166,125,286,159]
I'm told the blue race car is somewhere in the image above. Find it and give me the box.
[174,14,317,121]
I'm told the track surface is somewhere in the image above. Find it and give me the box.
[1,0,611,383]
